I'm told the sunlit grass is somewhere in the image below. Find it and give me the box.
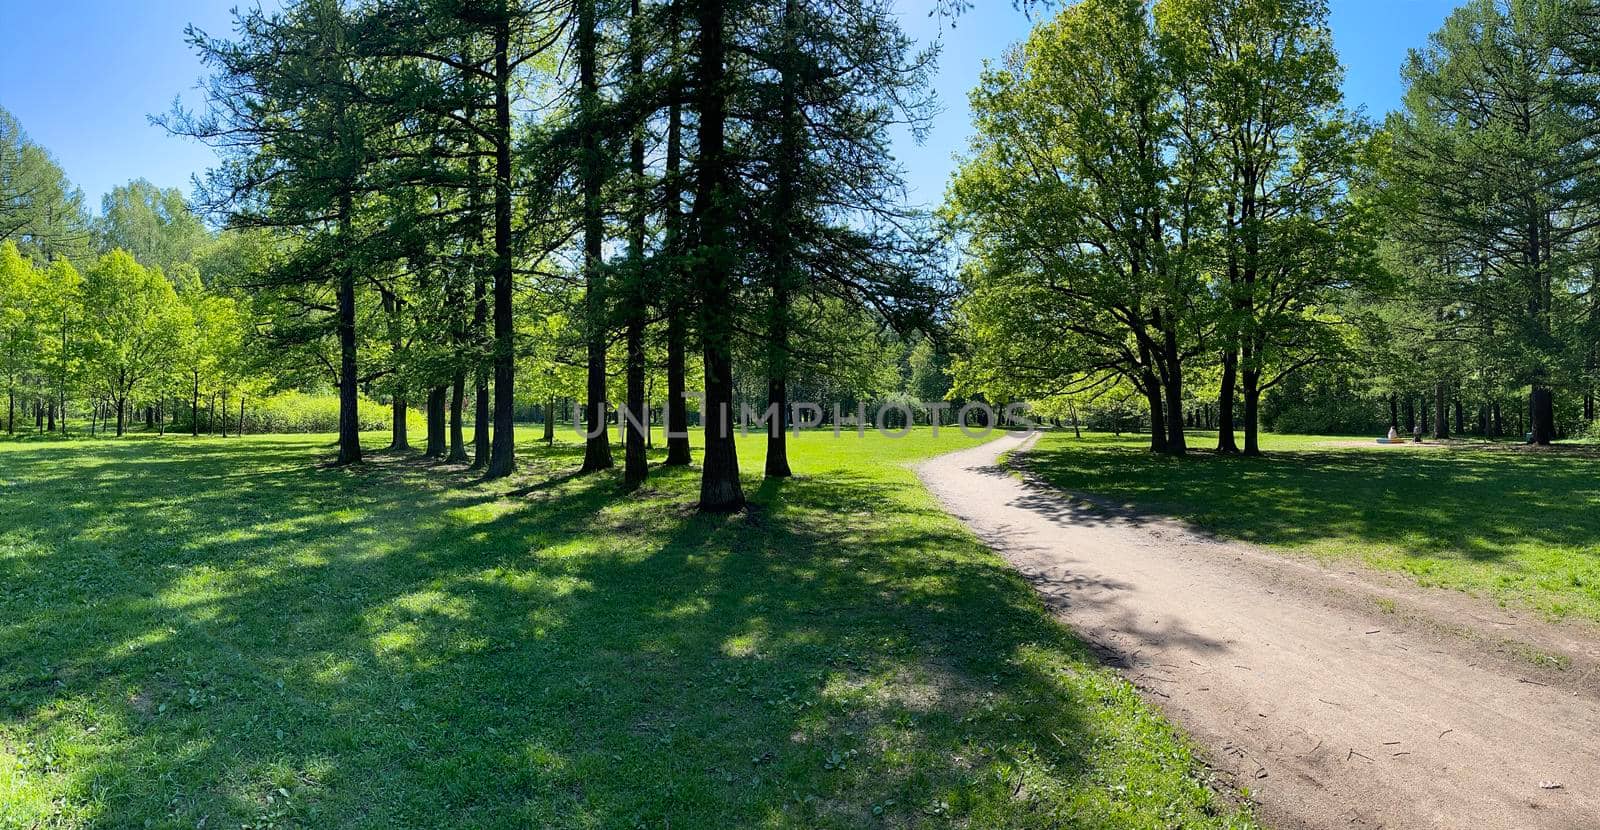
[0,426,1252,828]
[1021,430,1600,621]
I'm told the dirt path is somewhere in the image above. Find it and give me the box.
[918,433,1600,830]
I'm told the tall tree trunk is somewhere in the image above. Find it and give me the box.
[239,395,246,436]
[1242,367,1261,456]
[425,386,447,458]
[578,0,613,474]
[1388,393,1398,429]
[485,17,516,478]
[117,397,126,437]
[662,25,692,468]
[764,0,799,479]
[622,0,650,491]
[1453,397,1464,436]
[1217,350,1239,452]
[465,64,491,470]
[381,288,411,452]
[192,372,200,437]
[335,194,362,465]
[1434,382,1448,439]
[448,373,468,463]
[46,399,54,432]
[390,392,410,451]
[1139,344,1168,454]
[543,399,556,445]
[694,0,744,511]
[221,390,229,438]
[1531,385,1555,445]
[1160,323,1186,455]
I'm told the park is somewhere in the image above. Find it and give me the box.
[3,0,1599,828]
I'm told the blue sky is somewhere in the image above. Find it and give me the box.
[0,0,1458,212]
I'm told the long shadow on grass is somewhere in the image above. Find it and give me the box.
[1,437,1231,828]
[1016,439,1600,566]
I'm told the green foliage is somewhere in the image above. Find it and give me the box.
[946,0,1372,453]
[1377,0,1600,439]
[0,107,92,263]
[93,179,209,274]
[246,390,410,434]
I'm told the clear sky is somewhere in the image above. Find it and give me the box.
[0,0,1460,212]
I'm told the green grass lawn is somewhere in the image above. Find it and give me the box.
[1019,430,1600,622]
[0,427,1252,829]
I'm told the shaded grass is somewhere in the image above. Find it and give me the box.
[1019,430,1600,621]
[0,426,1251,828]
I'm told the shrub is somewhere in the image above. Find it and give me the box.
[242,392,419,434]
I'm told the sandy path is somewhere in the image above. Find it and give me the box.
[917,433,1600,829]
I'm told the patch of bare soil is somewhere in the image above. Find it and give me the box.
[919,433,1600,830]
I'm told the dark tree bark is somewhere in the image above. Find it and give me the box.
[390,392,410,451]
[1388,393,1399,429]
[543,399,556,444]
[381,288,411,452]
[694,0,744,511]
[578,0,614,474]
[1531,386,1555,444]
[1140,363,1168,455]
[1160,323,1186,454]
[425,385,447,458]
[335,195,363,465]
[486,18,516,478]
[1434,382,1449,439]
[1242,367,1261,455]
[448,374,468,462]
[621,0,650,491]
[763,0,800,479]
[662,35,692,468]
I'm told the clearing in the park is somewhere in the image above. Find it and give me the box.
[5,0,1600,827]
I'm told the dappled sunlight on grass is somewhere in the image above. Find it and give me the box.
[0,427,1252,828]
[1022,431,1600,620]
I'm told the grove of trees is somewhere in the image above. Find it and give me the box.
[2,0,951,514]
[5,0,1600,503]
[946,0,1600,455]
